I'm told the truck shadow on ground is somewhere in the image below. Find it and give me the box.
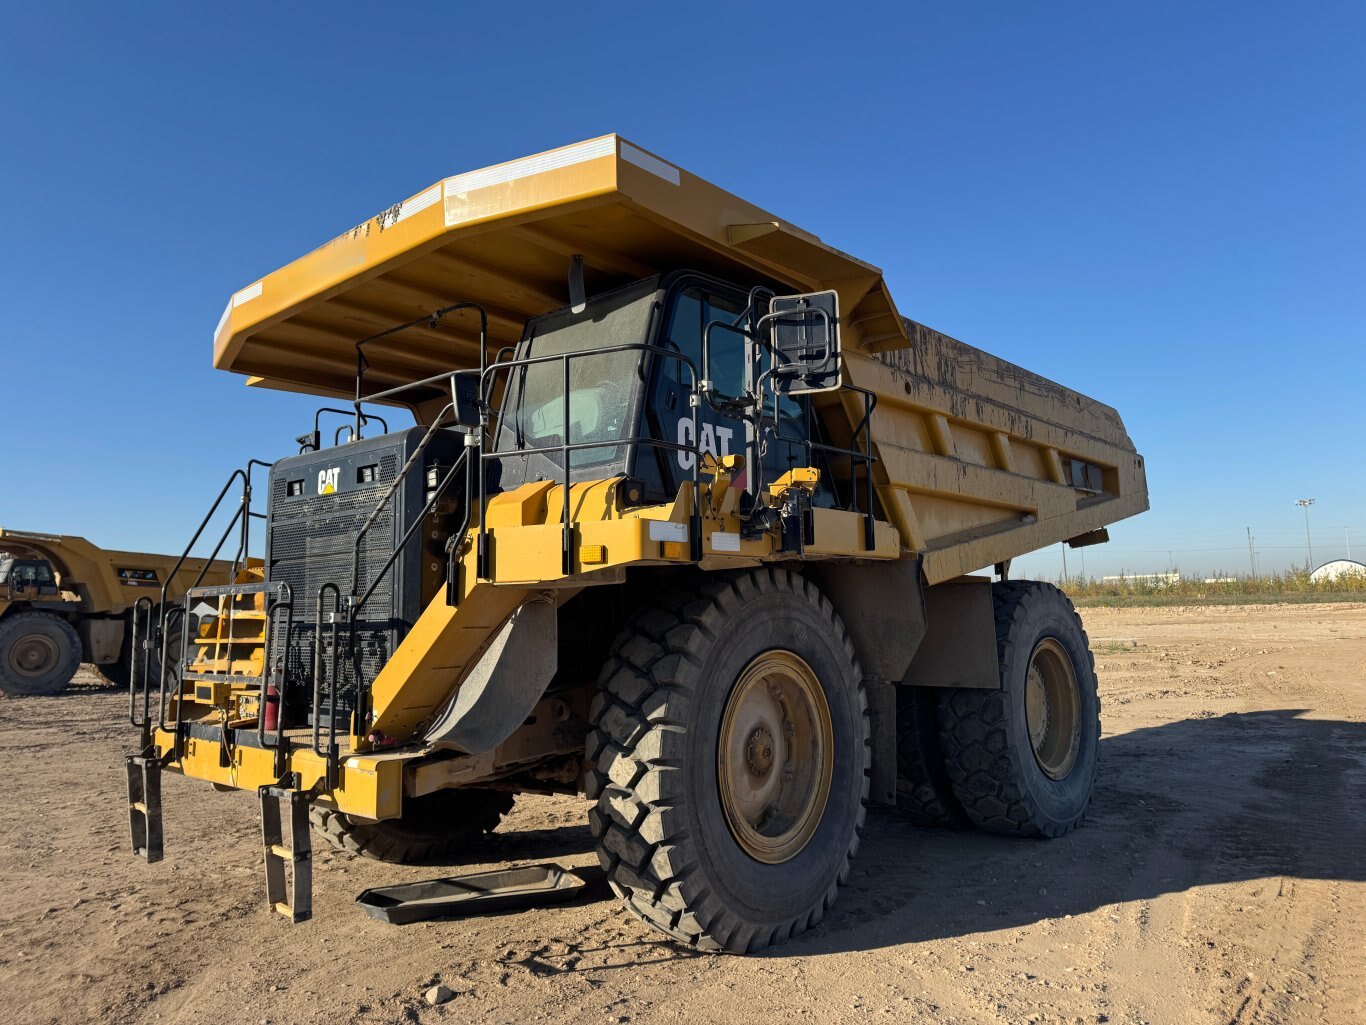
[387,709,1365,963]
[790,707,1366,956]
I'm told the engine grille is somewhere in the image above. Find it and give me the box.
[269,455,399,703]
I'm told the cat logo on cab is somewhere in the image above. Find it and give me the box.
[676,419,735,470]
[317,467,340,495]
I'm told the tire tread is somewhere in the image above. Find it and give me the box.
[937,581,1099,838]
[586,569,868,952]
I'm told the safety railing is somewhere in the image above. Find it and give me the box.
[767,384,880,551]
[309,425,473,781]
[130,460,271,744]
[137,579,293,762]
[478,343,704,576]
[291,302,490,767]
[298,408,389,453]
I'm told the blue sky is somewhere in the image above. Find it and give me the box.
[1,2,1362,578]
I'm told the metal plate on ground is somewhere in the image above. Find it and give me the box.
[356,863,587,925]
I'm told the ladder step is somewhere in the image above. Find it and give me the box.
[125,755,163,863]
[260,786,312,924]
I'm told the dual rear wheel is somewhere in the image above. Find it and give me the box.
[896,580,1101,837]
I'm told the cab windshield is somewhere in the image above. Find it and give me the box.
[495,277,659,483]
[3,560,54,587]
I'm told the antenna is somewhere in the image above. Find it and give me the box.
[1295,498,1316,570]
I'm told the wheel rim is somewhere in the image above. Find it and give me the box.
[1024,637,1081,780]
[10,632,61,679]
[717,650,834,864]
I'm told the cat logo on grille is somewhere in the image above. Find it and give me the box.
[317,467,340,495]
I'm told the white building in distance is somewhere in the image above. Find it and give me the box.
[1309,559,1366,583]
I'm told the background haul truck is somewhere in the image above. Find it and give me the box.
[125,136,1148,952]
[0,529,226,696]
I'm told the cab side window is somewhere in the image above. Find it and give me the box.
[663,287,748,399]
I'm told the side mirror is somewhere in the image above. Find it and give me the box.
[762,290,841,395]
[450,372,482,429]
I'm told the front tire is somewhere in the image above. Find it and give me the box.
[0,611,82,696]
[937,581,1100,837]
[586,569,869,953]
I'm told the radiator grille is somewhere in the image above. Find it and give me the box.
[268,454,400,703]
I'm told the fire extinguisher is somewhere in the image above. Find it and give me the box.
[263,680,281,732]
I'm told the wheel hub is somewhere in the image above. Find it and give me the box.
[746,726,776,777]
[11,633,60,678]
[1024,637,1081,780]
[718,650,834,864]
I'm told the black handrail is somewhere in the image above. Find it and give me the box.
[133,460,271,753]
[765,384,880,550]
[154,468,246,618]
[348,396,464,602]
[354,302,488,440]
[156,604,189,737]
[312,583,341,759]
[301,407,389,452]
[257,584,293,759]
[479,341,704,576]
[128,595,156,732]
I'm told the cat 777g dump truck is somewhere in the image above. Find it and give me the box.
[0,529,227,695]
[125,135,1147,952]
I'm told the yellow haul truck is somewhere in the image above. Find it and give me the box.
[126,136,1147,951]
[0,529,228,695]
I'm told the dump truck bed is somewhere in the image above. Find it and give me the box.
[0,529,232,613]
[846,323,1145,583]
[211,134,1147,579]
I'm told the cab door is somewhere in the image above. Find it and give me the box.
[643,276,811,500]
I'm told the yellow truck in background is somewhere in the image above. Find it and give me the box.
[125,136,1148,952]
[0,529,228,695]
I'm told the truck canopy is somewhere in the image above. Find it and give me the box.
[214,134,909,402]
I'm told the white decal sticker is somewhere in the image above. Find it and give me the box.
[231,280,263,307]
[648,521,688,543]
[213,301,231,342]
[620,141,681,185]
[396,183,441,223]
[442,136,616,205]
[710,532,741,552]
[317,467,340,495]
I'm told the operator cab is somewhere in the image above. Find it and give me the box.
[490,270,852,513]
[0,557,59,598]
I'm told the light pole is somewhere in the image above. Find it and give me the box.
[1295,498,1316,570]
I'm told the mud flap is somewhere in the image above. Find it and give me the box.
[423,596,557,754]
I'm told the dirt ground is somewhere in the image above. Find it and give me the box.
[1,602,1362,1025]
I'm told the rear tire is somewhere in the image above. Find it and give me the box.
[0,611,82,696]
[585,568,869,953]
[894,685,971,828]
[311,788,515,864]
[937,581,1100,837]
